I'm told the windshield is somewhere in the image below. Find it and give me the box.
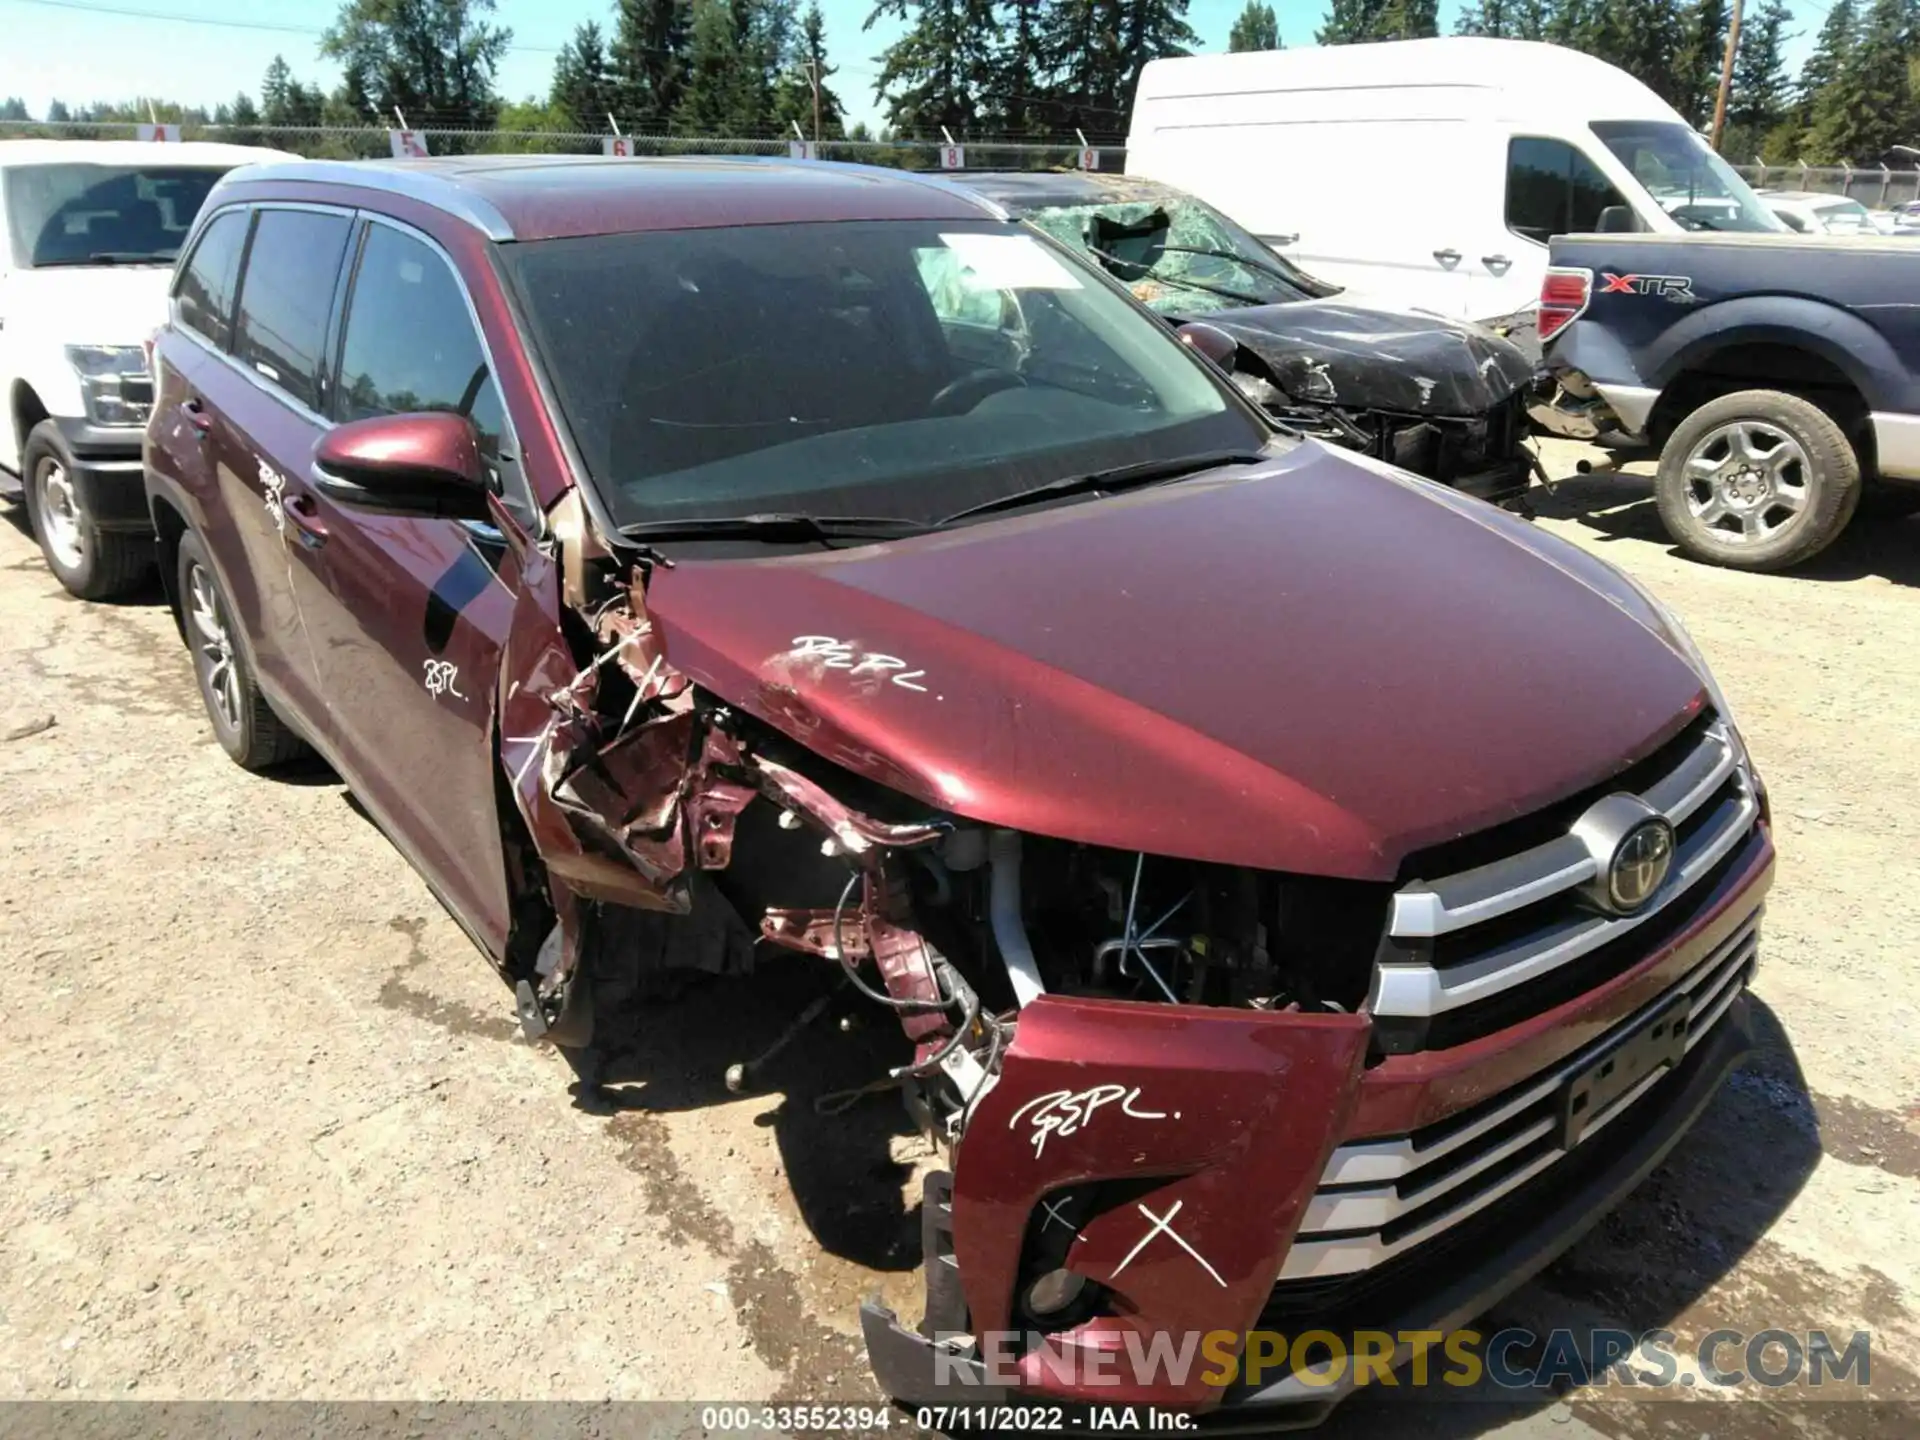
[500,218,1267,529]
[1589,121,1782,233]
[3,164,229,268]
[1814,199,1874,234]
[1019,194,1335,313]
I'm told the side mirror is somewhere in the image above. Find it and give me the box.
[313,412,491,520]
[1176,321,1238,369]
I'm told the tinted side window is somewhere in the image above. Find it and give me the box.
[1506,138,1628,244]
[232,208,352,411]
[174,208,250,349]
[336,224,510,480]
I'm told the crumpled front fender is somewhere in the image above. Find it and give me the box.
[951,996,1371,1407]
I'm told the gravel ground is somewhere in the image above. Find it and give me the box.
[0,439,1916,1438]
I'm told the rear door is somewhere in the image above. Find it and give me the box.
[156,204,352,739]
[286,216,528,956]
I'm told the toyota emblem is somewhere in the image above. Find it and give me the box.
[1608,819,1675,912]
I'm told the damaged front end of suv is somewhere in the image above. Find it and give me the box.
[485,452,1771,1419]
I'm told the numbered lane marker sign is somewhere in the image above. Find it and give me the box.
[603,136,634,158]
[137,123,181,143]
[1079,147,1100,171]
[788,140,817,161]
[388,129,430,159]
[940,144,966,170]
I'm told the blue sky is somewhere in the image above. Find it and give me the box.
[0,0,1827,133]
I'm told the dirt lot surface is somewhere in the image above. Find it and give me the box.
[1,440,1917,1437]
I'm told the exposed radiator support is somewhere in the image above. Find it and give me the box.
[988,830,1046,1007]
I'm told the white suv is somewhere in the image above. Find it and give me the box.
[0,140,290,597]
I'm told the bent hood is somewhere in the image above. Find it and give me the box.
[1197,300,1538,417]
[642,445,1706,880]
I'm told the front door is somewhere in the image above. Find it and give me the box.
[286,218,529,958]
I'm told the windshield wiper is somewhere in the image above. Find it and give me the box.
[1083,244,1271,308]
[618,512,930,550]
[1156,244,1307,292]
[938,449,1269,526]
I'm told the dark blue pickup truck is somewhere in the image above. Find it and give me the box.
[1534,232,1920,570]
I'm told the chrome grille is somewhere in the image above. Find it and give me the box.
[1279,911,1758,1282]
[1371,717,1758,1038]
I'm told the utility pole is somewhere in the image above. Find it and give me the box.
[806,58,821,144]
[1710,0,1745,152]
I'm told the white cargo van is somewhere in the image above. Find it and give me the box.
[1125,37,1783,324]
[0,139,290,597]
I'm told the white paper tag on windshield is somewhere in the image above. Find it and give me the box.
[938,233,1082,290]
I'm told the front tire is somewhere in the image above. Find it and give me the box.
[175,528,309,771]
[22,420,152,599]
[1654,390,1861,572]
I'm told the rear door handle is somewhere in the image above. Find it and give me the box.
[181,397,211,433]
[1433,248,1462,266]
[1482,254,1513,272]
[282,492,328,550]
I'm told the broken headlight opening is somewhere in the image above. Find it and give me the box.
[1233,356,1532,503]
[494,518,1390,1134]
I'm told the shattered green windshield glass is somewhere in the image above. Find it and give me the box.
[1022,199,1314,313]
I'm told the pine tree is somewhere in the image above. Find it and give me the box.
[1118,0,1199,100]
[1034,0,1122,136]
[991,0,1051,134]
[320,0,511,128]
[1229,0,1279,50]
[1797,0,1858,128]
[772,1,845,138]
[1672,0,1729,128]
[1810,0,1916,162]
[1318,0,1439,44]
[261,54,326,128]
[46,100,72,124]
[612,0,692,129]
[0,97,29,122]
[866,0,997,135]
[1455,0,1548,37]
[673,0,773,134]
[551,21,617,131]
[261,55,295,123]
[1544,0,1600,48]
[1727,0,1794,145]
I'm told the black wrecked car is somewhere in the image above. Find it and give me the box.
[957,170,1540,503]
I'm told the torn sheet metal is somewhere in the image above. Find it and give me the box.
[749,755,947,855]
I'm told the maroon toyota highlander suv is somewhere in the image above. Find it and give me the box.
[144,156,1773,1420]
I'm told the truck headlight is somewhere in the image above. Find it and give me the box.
[65,345,153,427]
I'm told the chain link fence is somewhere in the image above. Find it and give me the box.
[14,119,1919,209]
[1731,161,1920,210]
[0,119,1124,173]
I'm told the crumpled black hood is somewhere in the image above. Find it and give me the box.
[1195,300,1539,417]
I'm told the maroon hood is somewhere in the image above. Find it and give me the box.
[641,443,1705,880]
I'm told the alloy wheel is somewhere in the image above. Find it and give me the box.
[1681,420,1811,544]
[186,561,242,731]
